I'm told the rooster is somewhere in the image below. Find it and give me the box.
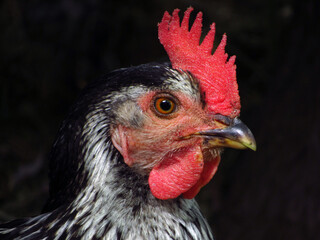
[0,7,256,240]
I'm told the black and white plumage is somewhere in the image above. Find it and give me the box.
[0,56,257,239]
[0,64,215,240]
[0,4,259,238]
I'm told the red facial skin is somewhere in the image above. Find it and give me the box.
[111,91,221,200]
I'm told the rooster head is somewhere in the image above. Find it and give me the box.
[110,8,256,200]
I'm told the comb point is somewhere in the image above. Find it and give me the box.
[213,34,228,63]
[181,7,193,30]
[227,55,236,67]
[200,23,216,55]
[170,9,181,30]
[190,11,203,44]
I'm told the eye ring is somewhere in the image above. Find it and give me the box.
[154,97,176,116]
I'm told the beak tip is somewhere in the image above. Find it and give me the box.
[242,137,257,151]
[249,144,257,151]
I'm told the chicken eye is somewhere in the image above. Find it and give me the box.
[154,97,176,115]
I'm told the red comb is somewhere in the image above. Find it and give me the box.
[158,7,240,117]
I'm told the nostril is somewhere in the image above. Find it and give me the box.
[212,114,233,126]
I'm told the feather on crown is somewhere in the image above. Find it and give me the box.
[158,7,240,117]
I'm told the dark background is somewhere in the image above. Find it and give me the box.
[0,0,319,239]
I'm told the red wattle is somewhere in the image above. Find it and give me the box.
[149,145,204,200]
[183,155,221,199]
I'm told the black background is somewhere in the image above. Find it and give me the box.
[0,0,319,239]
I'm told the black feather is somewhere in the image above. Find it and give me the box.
[0,63,213,240]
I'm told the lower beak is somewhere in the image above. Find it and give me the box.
[198,117,257,151]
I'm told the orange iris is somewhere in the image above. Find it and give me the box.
[154,97,175,115]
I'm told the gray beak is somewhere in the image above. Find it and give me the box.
[198,117,257,151]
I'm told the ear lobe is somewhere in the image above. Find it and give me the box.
[111,125,134,166]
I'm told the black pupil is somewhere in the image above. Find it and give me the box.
[160,99,172,112]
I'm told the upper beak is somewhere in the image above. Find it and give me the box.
[198,117,257,151]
